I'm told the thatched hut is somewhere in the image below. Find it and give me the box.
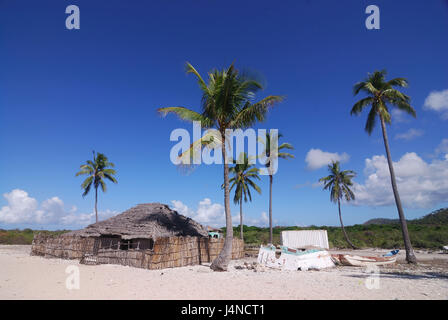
[31,203,244,270]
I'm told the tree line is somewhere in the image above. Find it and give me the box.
[76,64,418,268]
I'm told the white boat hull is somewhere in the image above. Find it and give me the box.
[257,246,335,271]
[332,254,396,267]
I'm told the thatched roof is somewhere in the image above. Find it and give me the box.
[67,203,208,240]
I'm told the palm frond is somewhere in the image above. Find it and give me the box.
[365,106,378,135]
[386,77,408,88]
[185,62,209,93]
[350,97,373,115]
[231,96,284,128]
[157,107,214,127]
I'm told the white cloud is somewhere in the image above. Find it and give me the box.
[394,128,424,141]
[171,199,268,228]
[352,149,448,208]
[0,189,39,224]
[261,211,268,223]
[170,200,194,217]
[245,211,269,227]
[0,189,117,227]
[195,198,226,224]
[171,198,224,227]
[305,149,350,170]
[294,182,311,189]
[435,139,448,156]
[391,109,411,123]
[424,89,448,119]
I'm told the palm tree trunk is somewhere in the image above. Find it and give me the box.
[210,133,233,271]
[269,174,273,244]
[95,187,98,223]
[240,200,243,241]
[338,199,356,249]
[379,114,417,263]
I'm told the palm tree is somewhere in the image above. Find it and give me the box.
[259,132,294,244]
[158,63,283,271]
[228,152,262,240]
[351,70,417,263]
[76,151,117,223]
[319,161,357,249]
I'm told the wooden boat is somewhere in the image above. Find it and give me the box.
[331,254,396,266]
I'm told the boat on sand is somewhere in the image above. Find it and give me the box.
[331,253,396,267]
[257,245,335,271]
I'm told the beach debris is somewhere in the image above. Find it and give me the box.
[383,249,399,257]
[233,261,270,272]
[80,253,99,265]
[257,245,335,271]
[253,264,266,272]
[234,261,265,272]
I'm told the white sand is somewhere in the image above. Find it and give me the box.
[1,245,447,300]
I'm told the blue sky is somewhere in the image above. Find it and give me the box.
[1,0,448,230]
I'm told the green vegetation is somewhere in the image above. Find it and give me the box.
[0,229,69,245]
[223,208,448,249]
[221,223,448,250]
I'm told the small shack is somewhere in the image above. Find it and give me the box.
[31,203,244,269]
[207,226,223,239]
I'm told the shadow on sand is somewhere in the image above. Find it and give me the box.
[344,271,448,280]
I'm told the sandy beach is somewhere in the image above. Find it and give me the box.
[1,245,447,300]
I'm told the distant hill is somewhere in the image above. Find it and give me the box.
[363,218,400,225]
[364,208,448,226]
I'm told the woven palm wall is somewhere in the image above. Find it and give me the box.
[31,234,244,270]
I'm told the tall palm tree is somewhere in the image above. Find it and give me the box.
[158,62,283,271]
[76,151,117,223]
[228,152,262,240]
[351,70,417,263]
[319,161,357,249]
[259,132,294,244]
